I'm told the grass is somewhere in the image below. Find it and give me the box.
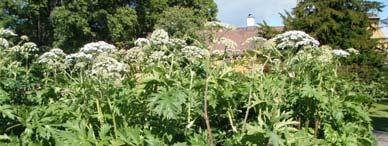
[370,98,388,132]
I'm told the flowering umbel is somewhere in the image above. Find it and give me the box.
[21,42,39,52]
[37,48,67,70]
[80,41,116,54]
[182,46,209,60]
[0,28,17,38]
[134,38,151,47]
[332,49,350,57]
[0,38,9,49]
[273,31,320,49]
[38,48,66,64]
[150,29,169,45]
[219,37,237,50]
[91,55,128,78]
[125,47,146,63]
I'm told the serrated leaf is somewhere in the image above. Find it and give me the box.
[148,88,187,119]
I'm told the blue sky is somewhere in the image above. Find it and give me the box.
[215,0,388,27]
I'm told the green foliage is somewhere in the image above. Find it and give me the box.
[0,29,384,146]
[257,21,281,39]
[282,0,383,50]
[50,1,138,52]
[155,7,205,38]
[167,0,218,21]
[108,7,138,48]
[0,0,217,52]
[0,0,55,47]
[148,87,187,120]
[134,0,217,37]
[283,0,387,103]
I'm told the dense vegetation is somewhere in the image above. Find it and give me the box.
[280,0,388,101]
[1,25,386,145]
[0,0,387,145]
[0,0,217,51]
[282,0,383,50]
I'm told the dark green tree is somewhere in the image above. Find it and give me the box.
[50,1,138,51]
[167,0,218,20]
[257,21,282,39]
[282,0,383,50]
[134,0,217,37]
[155,7,205,37]
[0,0,59,47]
[134,0,169,37]
[0,0,138,52]
[1,0,217,51]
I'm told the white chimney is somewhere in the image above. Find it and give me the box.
[247,14,256,27]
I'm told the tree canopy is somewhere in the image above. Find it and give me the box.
[282,0,384,50]
[155,7,205,38]
[0,0,218,52]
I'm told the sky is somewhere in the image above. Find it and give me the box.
[214,0,388,27]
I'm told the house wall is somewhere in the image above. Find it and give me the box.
[370,17,388,50]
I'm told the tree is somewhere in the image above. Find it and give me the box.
[155,7,205,38]
[0,0,59,47]
[1,0,218,51]
[282,0,383,50]
[0,0,138,52]
[51,1,138,51]
[167,0,218,21]
[134,0,218,37]
[134,0,169,37]
[257,21,281,39]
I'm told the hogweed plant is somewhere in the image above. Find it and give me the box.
[0,28,382,146]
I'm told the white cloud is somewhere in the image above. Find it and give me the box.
[214,0,297,26]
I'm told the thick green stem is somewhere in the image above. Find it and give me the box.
[204,75,213,146]
[107,97,118,139]
[228,110,237,132]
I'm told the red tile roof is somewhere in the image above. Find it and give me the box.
[210,26,284,51]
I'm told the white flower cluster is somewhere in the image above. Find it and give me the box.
[0,38,9,49]
[66,41,116,64]
[80,41,116,54]
[205,21,235,30]
[91,56,128,78]
[147,51,169,65]
[246,37,267,43]
[65,52,93,63]
[332,49,350,57]
[289,50,314,65]
[24,42,39,51]
[17,42,39,52]
[149,51,167,60]
[168,38,187,48]
[317,45,333,63]
[273,31,320,49]
[21,35,29,41]
[125,47,146,63]
[134,38,151,47]
[0,28,17,37]
[219,37,237,49]
[182,46,209,60]
[210,49,223,56]
[38,48,66,64]
[261,40,278,54]
[347,48,359,55]
[245,36,267,49]
[150,29,169,45]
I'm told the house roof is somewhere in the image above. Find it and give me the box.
[212,27,257,51]
[211,26,284,51]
